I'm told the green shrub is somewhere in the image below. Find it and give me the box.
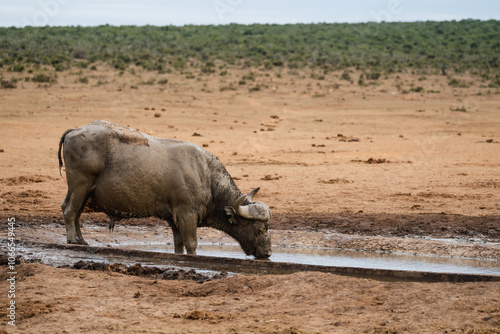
[340,71,351,81]
[75,61,89,69]
[201,61,216,74]
[409,86,425,92]
[273,59,284,67]
[141,78,156,85]
[112,59,127,71]
[249,84,261,92]
[1,77,17,88]
[449,78,470,88]
[242,72,256,81]
[366,72,381,80]
[358,74,365,86]
[32,73,54,83]
[9,64,25,72]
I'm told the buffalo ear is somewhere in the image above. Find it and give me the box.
[225,206,235,216]
[225,206,237,224]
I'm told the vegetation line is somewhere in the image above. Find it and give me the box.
[0,20,499,87]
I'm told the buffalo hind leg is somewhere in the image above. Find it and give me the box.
[61,179,94,245]
[177,213,198,255]
[170,225,185,254]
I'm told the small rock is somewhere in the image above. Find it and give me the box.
[154,113,161,118]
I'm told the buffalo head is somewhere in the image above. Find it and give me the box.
[225,187,272,259]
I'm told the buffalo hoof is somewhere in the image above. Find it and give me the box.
[67,239,88,246]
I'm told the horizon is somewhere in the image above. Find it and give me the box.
[1,1,499,28]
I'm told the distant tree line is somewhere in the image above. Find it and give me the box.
[0,20,499,83]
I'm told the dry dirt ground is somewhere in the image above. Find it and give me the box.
[1,65,500,333]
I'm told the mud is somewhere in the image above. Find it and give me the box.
[65,260,228,283]
[272,212,500,241]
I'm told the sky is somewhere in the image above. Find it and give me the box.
[0,0,499,27]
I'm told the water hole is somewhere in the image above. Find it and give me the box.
[15,241,500,276]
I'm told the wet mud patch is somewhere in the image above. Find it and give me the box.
[0,175,55,186]
[179,310,233,324]
[63,260,228,283]
[0,190,50,206]
[271,213,500,241]
[0,300,55,323]
[318,178,353,184]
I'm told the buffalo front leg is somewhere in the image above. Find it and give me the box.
[170,225,185,254]
[177,213,198,255]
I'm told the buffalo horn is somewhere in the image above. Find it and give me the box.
[233,191,271,221]
[245,187,260,203]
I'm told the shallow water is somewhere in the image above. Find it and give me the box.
[13,241,500,276]
[120,242,500,276]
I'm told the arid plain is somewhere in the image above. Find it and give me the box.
[1,65,499,333]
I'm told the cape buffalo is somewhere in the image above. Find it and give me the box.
[58,120,272,259]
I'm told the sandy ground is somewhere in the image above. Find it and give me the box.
[1,65,500,333]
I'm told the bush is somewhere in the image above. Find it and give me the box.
[366,72,381,80]
[340,71,351,81]
[488,75,500,88]
[1,77,17,88]
[358,74,365,86]
[75,61,89,69]
[32,73,53,83]
[112,59,127,71]
[409,86,425,92]
[9,64,25,72]
[141,78,156,85]
[272,59,284,67]
[201,61,216,74]
[249,84,261,92]
[242,72,256,81]
[449,78,470,88]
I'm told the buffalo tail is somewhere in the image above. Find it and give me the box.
[58,128,75,177]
